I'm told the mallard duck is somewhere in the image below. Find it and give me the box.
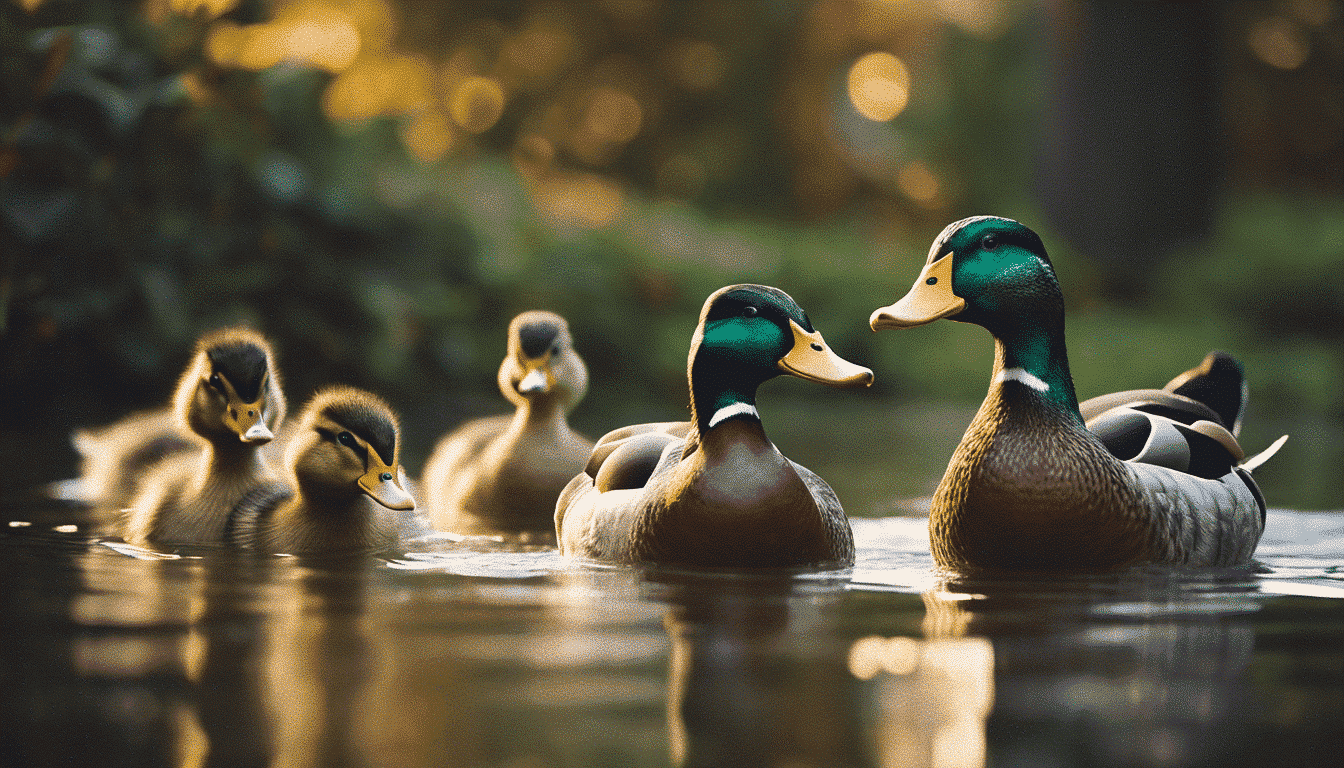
[421,310,592,540]
[121,327,286,545]
[227,386,420,554]
[869,216,1285,571]
[556,284,873,569]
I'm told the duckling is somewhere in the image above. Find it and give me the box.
[869,216,1285,571]
[422,311,592,540]
[122,327,286,546]
[556,285,873,569]
[227,386,419,554]
[65,408,196,510]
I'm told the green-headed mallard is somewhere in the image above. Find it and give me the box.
[556,285,873,569]
[122,327,286,545]
[422,311,592,541]
[228,386,421,554]
[869,216,1285,571]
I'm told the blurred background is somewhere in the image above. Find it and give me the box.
[1,0,1340,510]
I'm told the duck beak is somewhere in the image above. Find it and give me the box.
[220,374,273,444]
[357,455,416,511]
[517,364,550,395]
[777,320,874,388]
[870,253,965,330]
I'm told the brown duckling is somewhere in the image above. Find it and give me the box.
[422,311,592,541]
[227,386,419,555]
[122,327,286,546]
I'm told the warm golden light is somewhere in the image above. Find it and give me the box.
[202,2,362,73]
[1249,16,1311,70]
[898,160,941,205]
[848,51,910,122]
[852,635,995,768]
[583,86,643,144]
[449,76,507,134]
[670,40,725,92]
[323,56,432,121]
[533,173,624,229]
[279,11,361,72]
[169,0,240,17]
[402,110,456,163]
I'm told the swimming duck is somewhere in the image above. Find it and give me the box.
[556,284,873,569]
[227,386,421,554]
[122,327,286,545]
[65,407,196,510]
[422,310,593,541]
[869,216,1285,571]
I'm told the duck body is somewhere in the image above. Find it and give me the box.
[557,285,872,569]
[871,217,1281,572]
[423,311,592,540]
[67,408,196,510]
[122,327,286,546]
[228,386,421,555]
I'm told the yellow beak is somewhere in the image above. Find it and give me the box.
[870,253,965,330]
[357,456,416,511]
[777,320,874,388]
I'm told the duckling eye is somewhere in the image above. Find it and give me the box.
[981,234,999,251]
[337,432,358,449]
[207,373,223,392]
[742,305,758,318]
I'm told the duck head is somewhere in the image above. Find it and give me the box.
[871,216,1080,416]
[870,216,1060,335]
[690,285,873,430]
[498,311,588,414]
[175,327,286,446]
[286,387,415,511]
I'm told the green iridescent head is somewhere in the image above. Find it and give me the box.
[690,284,872,429]
[869,216,1061,336]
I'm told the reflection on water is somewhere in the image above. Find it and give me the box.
[1,506,1343,767]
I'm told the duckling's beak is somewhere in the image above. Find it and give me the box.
[517,363,550,395]
[358,457,416,511]
[777,320,874,388]
[219,376,273,444]
[870,253,965,329]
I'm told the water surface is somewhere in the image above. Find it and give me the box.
[2,502,1342,768]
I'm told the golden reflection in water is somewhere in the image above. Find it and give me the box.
[848,592,994,768]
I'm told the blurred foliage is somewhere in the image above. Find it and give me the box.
[0,0,1340,509]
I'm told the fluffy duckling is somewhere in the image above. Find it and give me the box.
[422,311,592,540]
[227,386,419,554]
[869,216,1285,571]
[122,327,286,545]
[65,408,196,510]
[555,285,873,569]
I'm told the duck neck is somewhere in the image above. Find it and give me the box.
[201,438,266,477]
[688,359,769,436]
[990,316,1082,422]
[511,396,568,435]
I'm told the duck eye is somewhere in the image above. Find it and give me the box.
[742,305,758,318]
[981,234,999,250]
[337,432,357,449]
[207,373,224,392]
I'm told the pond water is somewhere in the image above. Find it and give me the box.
[2,500,1342,768]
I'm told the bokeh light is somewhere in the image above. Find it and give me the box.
[448,76,507,134]
[1248,16,1311,70]
[847,51,910,122]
